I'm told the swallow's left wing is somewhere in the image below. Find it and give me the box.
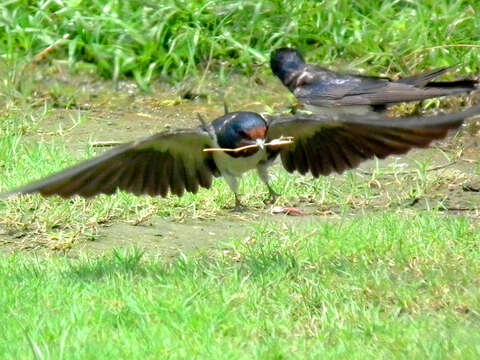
[266,105,480,177]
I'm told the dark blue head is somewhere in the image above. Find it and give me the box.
[270,48,306,84]
[212,112,267,157]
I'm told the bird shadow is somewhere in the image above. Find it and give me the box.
[62,246,148,281]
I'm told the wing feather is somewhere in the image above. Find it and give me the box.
[332,134,363,168]
[316,142,333,176]
[267,105,480,176]
[170,157,185,197]
[302,140,320,177]
[323,136,348,173]
[280,150,296,173]
[158,153,173,197]
[295,65,476,106]
[2,129,216,199]
[293,140,309,175]
[142,153,160,196]
[328,134,353,171]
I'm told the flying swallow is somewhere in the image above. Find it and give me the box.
[2,105,480,210]
[271,48,478,114]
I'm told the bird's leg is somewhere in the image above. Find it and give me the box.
[257,163,279,204]
[196,113,208,129]
[223,173,246,211]
[234,193,246,212]
[265,183,280,204]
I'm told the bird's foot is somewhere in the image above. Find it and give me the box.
[263,186,280,204]
[233,195,247,212]
[233,204,247,212]
[263,194,278,205]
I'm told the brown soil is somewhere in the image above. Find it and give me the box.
[1,62,480,257]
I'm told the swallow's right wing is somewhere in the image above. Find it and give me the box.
[1,128,219,199]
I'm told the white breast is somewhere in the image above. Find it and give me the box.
[212,148,267,177]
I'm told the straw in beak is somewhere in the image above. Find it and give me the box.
[256,138,265,150]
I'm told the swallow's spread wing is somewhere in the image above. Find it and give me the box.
[266,104,480,177]
[2,129,218,198]
[295,66,477,106]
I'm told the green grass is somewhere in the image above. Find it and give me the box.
[1,1,480,357]
[1,0,479,88]
[1,213,480,359]
[1,128,470,248]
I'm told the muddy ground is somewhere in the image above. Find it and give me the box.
[1,62,480,257]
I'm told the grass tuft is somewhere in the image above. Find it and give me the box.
[1,214,479,358]
[1,0,479,86]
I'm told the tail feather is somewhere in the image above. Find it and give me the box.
[399,67,453,86]
[398,66,478,94]
[424,79,478,90]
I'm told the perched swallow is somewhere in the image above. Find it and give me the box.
[2,105,480,210]
[271,48,478,114]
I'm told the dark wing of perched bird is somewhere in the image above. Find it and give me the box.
[295,65,478,107]
[1,128,219,199]
[265,104,480,177]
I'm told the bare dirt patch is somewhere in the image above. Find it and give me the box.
[2,63,480,257]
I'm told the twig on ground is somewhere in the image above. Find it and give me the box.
[440,207,480,212]
[33,34,71,63]
[90,141,123,147]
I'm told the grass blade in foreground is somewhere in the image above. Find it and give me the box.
[0,213,479,359]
